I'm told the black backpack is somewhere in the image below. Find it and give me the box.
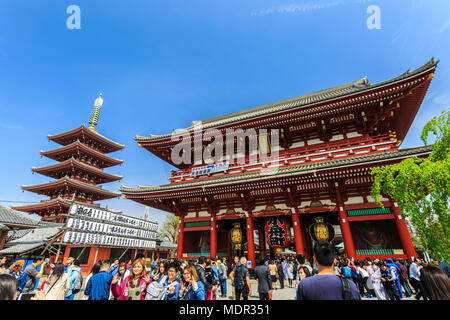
[233,265,245,290]
[340,276,351,300]
[205,267,216,286]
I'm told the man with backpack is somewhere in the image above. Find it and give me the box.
[217,259,228,298]
[194,257,209,287]
[204,259,218,300]
[65,259,82,300]
[229,257,252,300]
[296,241,360,300]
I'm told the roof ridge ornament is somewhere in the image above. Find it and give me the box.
[89,93,103,132]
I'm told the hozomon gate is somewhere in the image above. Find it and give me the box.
[122,58,438,268]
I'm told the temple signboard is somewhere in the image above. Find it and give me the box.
[63,203,157,249]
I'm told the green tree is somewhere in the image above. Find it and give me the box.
[157,214,180,244]
[371,109,450,262]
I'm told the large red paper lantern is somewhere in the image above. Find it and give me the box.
[265,217,290,248]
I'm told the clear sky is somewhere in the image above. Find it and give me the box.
[0,0,449,226]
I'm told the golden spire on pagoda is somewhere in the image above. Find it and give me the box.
[89,93,103,132]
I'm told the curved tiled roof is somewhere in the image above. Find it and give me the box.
[135,58,438,142]
[6,228,33,241]
[0,242,45,255]
[121,145,433,194]
[32,158,123,182]
[48,125,125,152]
[0,222,9,231]
[22,177,121,199]
[0,205,41,227]
[8,226,63,244]
[40,140,124,167]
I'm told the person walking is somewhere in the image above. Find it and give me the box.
[286,262,294,288]
[83,261,102,300]
[419,265,450,300]
[410,258,427,300]
[112,258,150,300]
[396,260,413,297]
[42,263,70,300]
[210,260,220,299]
[380,263,401,300]
[386,258,403,299]
[230,257,252,300]
[268,260,278,290]
[217,259,228,298]
[370,263,388,300]
[254,256,272,300]
[204,259,218,300]
[84,260,114,300]
[276,260,285,289]
[296,241,360,300]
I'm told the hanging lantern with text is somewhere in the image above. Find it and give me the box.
[265,217,290,248]
[230,222,243,250]
[309,217,335,242]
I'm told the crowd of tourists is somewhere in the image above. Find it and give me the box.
[0,249,449,301]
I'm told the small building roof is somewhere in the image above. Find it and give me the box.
[0,242,46,255]
[0,226,63,255]
[6,229,33,241]
[7,226,63,245]
[0,205,41,227]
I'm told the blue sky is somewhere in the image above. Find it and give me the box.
[0,0,449,227]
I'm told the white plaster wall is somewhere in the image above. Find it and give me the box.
[347,132,362,138]
[344,196,364,204]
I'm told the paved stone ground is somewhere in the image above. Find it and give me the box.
[44,277,414,301]
[216,279,416,301]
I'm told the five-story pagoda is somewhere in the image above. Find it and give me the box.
[13,94,124,223]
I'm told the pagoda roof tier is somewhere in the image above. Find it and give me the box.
[11,198,72,216]
[135,58,437,168]
[31,158,123,184]
[48,125,125,153]
[121,145,432,203]
[22,177,121,200]
[40,140,124,168]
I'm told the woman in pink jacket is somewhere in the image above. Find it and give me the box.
[111,259,151,300]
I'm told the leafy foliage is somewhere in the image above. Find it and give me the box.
[157,214,180,244]
[371,110,450,262]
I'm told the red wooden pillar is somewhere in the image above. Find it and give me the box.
[246,214,255,270]
[335,184,356,259]
[390,199,417,261]
[292,208,305,255]
[0,230,7,250]
[259,226,267,257]
[177,215,185,260]
[210,212,217,259]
